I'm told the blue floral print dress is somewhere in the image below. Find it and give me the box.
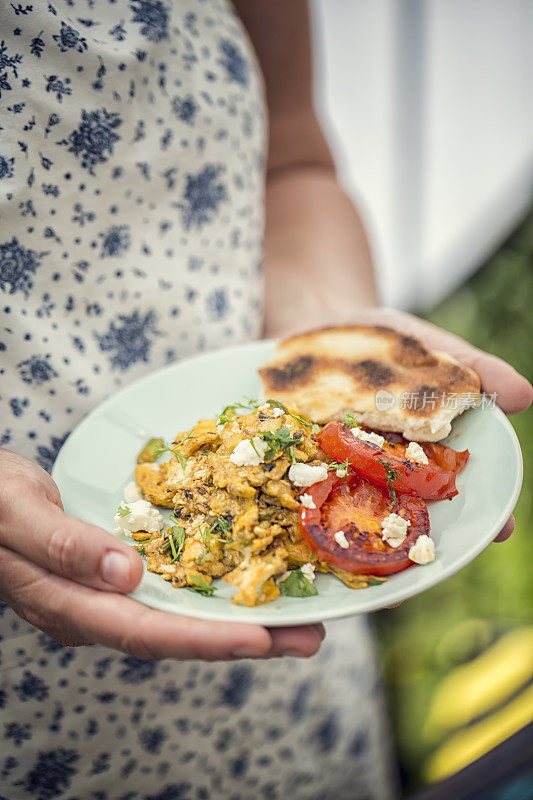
[0,2,397,798]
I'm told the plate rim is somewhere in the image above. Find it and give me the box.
[53,338,524,626]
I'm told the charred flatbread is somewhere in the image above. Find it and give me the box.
[259,325,481,442]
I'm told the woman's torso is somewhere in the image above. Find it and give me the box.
[0,3,396,797]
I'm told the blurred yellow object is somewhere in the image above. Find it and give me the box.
[425,682,533,783]
[434,618,495,668]
[423,627,533,740]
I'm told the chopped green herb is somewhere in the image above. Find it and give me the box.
[377,458,402,505]
[158,516,186,562]
[200,523,224,547]
[367,576,387,586]
[217,397,261,426]
[289,445,296,465]
[279,569,318,598]
[265,399,316,429]
[345,413,358,428]
[210,515,232,536]
[136,545,146,557]
[258,427,303,460]
[169,525,186,563]
[168,533,178,560]
[327,459,350,477]
[248,436,265,460]
[137,437,165,464]
[178,431,196,446]
[152,442,187,470]
[186,575,216,597]
[116,504,131,517]
[200,515,231,548]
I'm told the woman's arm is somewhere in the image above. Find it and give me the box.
[235,0,376,337]
[235,0,533,545]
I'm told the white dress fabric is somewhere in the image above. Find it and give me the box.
[0,2,397,798]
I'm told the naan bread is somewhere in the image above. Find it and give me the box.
[259,326,481,442]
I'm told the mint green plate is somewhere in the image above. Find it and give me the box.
[52,339,523,625]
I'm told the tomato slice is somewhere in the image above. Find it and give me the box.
[317,422,468,501]
[299,474,430,576]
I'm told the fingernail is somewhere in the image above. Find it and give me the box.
[281,649,307,658]
[101,551,131,589]
[231,647,267,659]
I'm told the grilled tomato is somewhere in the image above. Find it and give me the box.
[317,422,468,501]
[299,473,430,576]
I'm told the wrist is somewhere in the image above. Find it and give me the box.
[263,298,382,340]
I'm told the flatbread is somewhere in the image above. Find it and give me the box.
[259,325,481,442]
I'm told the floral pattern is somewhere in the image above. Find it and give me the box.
[130,0,170,43]
[180,165,228,230]
[96,309,160,371]
[0,1,391,798]
[0,154,15,179]
[52,22,87,54]
[61,108,122,174]
[0,237,47,297]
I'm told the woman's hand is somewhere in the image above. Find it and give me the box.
[313,306,532,542]
[262,170,531,547]
[0,449,324,659]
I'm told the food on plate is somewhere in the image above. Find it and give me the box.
[317,421,469,501]
[259,325,481,441]
[124,402,380,606]
[298,471,430,576]
[113,401,468,607]
[111,325,478,606]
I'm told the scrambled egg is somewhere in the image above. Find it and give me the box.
[133,405,370,606]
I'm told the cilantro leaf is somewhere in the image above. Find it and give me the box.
[186,575,216,597]
[116,504,131,517]
[279,569,318,598]
[259,427,303,460]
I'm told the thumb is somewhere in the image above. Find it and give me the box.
[0,489,143,593]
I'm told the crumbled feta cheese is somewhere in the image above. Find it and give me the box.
[300,563,316,582]
[334,530,349,549]
[229,437,268,467]
[336,465,348,477]
[350,426,385,448]
[288,462,329,487]
[408,534,436,564]
[299,493,316,509]
[381,512,411,548]
[216,424,225,434]
[258,402,284,417]
[124,481,143,503]
[114,499,163,536]
[405,441,429,465]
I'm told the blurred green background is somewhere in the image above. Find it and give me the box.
[375,210,533,794]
